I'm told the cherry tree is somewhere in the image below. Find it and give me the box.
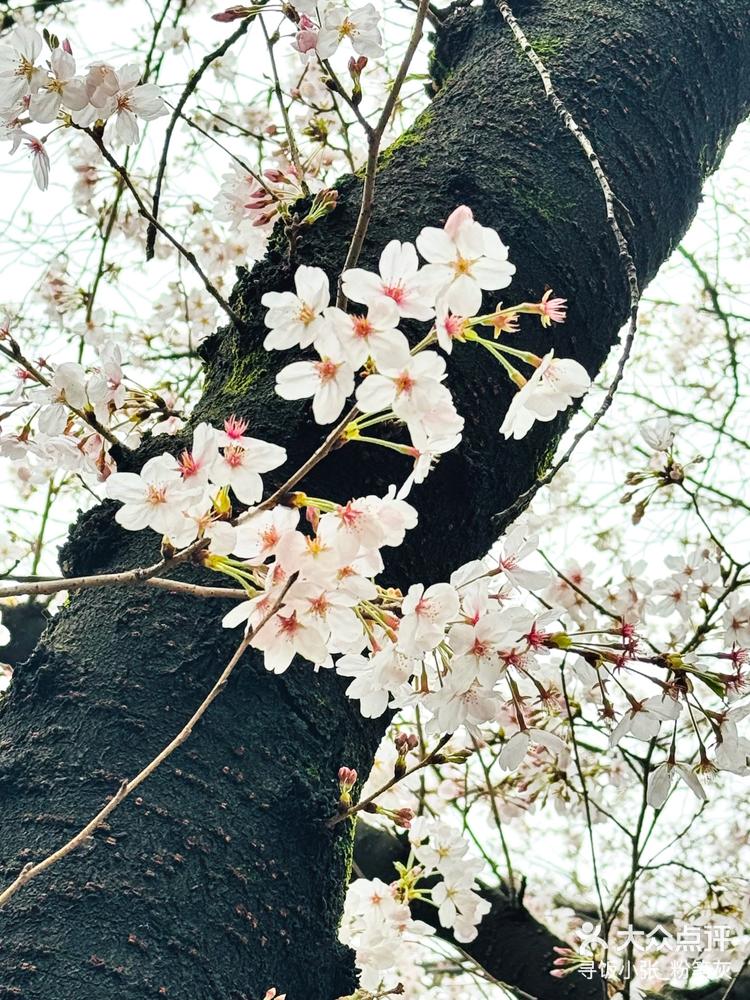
[0,0,749,998]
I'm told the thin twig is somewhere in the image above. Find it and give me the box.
[326,733,452,827]
[145,9,260,259]
[0,342,125,449]
[336,0,431,307]
[493,1,641,526]
[84,129,250,334]
[259,13,308,194]
[0,574,296,909]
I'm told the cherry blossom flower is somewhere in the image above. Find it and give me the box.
[176,422,221,487]
[275,525,346,582]
[37,362,87,435]
[29,46,88,123]
[106,454,202,537]
[500,351,591,440]
[316,4,384,60]
[323,300,409,369]
[640,416,675,453]
[537,289,567,327]
[287,581,364,656]
[398,426,462,497]
[608,694,682,747]
[293,15,319,55]
[647,760,707,809]
[83,61,120,108]
[498,727,566,770]
[723,594,750,648]
[449,608,525,687]
[317,498,387,562]
[210,437,287,504]
[342,240,436,320]
[355,350,448,427]
[432,877,490,942]
[337,648,412,718]
[87,344,126,423]
[83,63,167,143]
[416,206,516,316]
[0,27,44,110]
[275,354,355,424]
[435,308,470,354]
[24,134,50,191]
[261,266,330,350]
[232,506,300,562]
[250,607,329,673]
[399,582,460,656]
[0,610,9,646]
[428,664,499,734]
[496,527,551,591]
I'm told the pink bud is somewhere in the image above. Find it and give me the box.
[263,168,287,184]
[444,205,474,240]
[394,808,414,829]
[294,29,318,53]
[212,5,252,22]
[338,766,357,789]
[62,38,73,54]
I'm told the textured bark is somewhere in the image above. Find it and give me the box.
[1,2,749,999]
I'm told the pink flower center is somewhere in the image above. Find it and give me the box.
[179,450,200,478]
[224,446,245,468]
[224,414,248,439]
[382,283,405,305]
[394,370,415,395]
[309,594,330,615]
[314,358,340,382]
[260,526,280,549]
[337,501,361,527]
[443,314,464,337]
[352,315,373,340]
[277,611,301,635]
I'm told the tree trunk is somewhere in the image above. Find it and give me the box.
[1,2,748,998]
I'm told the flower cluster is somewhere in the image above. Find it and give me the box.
[0,26,167,189]
[266,207,588,494]
[339,817,489,992]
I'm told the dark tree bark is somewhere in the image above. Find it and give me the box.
[1,2,748,999]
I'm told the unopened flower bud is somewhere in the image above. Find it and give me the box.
[213,485,232,517]
[338,766,357,790]
[393,807,414,829]
[337,766,357,812]
[632,500,647,524]
[212,5,252,22]
[161,536,176,560]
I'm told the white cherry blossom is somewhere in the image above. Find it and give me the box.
[342,240,436,321]
[210,437,287,504]
[0,27,43,110]
[29,46,88,123]
[275,354,355,424]
[323,300,409,369]
[316,4,384,60]
[416,206,516,316]
[261,266,330,351]
[106,454,202,537]
[500,351,591,440]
